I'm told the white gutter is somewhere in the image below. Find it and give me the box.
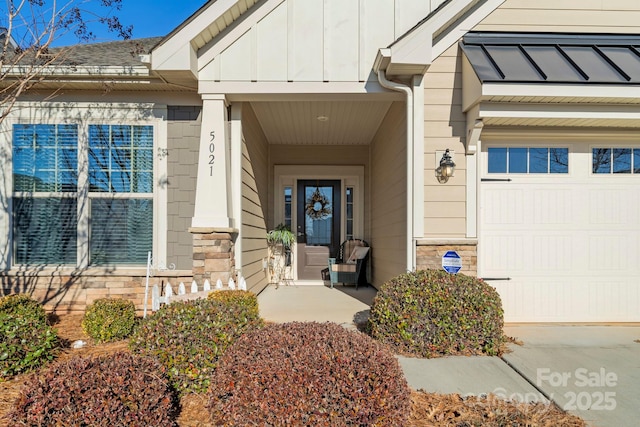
[377,68,415,272]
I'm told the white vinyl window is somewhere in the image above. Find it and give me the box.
[12,123,154,266]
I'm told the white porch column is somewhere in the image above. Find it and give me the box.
[192,94,232,228]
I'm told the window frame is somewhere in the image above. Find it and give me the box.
[486,145,570,175]
[591,146,640,175]
[8,119,163,269]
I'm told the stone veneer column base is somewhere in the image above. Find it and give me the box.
[190,227,238,285]
[416,239,478,276]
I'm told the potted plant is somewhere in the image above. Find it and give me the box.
[266,224,295,286]
[266,223,296,251]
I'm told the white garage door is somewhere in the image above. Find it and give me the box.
[480,144,640,322]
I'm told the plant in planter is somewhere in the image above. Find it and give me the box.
[266,223,295,287]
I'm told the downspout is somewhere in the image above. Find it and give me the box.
[377,69,415,272]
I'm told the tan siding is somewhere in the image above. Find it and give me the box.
[166,107,200,270]
[476,0,640,33]
[241,104,270,293]
[423,45,467,239]
[370,101,407,286]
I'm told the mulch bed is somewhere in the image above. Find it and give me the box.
[1,315,586,426]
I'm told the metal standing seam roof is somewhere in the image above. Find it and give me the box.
[460,32,640,84]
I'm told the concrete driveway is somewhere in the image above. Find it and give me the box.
[503,325,640,427]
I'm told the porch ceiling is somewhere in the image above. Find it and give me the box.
[249,100,392,145]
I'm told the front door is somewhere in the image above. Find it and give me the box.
[296,180,341,280]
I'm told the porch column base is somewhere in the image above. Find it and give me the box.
[190,227,238,285]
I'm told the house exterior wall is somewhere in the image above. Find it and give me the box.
[167,106,201,270]
[423,44,467,238]
[240,104,270,293]
[475,0,640,33]
[370,101,407,286]
[201,0,447,83]
[0,94,200,314]
[418,44,477,275]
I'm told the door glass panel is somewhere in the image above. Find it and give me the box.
[304,185,333,245]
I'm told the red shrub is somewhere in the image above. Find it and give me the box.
[207,322,411,426]
[7,352,178,426]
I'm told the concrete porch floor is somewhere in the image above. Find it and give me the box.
[257,282,377,328]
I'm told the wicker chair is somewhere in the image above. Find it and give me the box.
[328,239,369,289]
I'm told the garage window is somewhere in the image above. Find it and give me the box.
[488,147,568,174]
[592,148,640,174]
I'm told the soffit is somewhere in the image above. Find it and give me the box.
[249,100,393,145]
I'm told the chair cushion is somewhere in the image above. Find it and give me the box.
[331,263,356,273]
[347,246,369,264]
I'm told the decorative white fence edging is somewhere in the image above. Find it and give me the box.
[151,277,248,312]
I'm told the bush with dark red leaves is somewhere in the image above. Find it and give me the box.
[7,352,178,427]
[207,321,411,426]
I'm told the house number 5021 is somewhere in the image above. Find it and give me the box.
[208,131,215,176]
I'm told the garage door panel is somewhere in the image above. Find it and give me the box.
[587,280,640,321]
[482,188,524,224]
[532,235,574,272]
[533,188,574,225]
[589,188,632,225]
[588,233,633,272]
[490,278,639,322]
[482,234,526,273]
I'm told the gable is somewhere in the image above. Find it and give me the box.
[200,0,448,83]
[152,0,451,84]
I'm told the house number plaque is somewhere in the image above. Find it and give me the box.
[208,130,215,176]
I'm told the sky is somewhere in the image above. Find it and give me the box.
[5,0,207,47]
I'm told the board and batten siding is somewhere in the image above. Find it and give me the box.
[167,106,201,270]
[203,0,447,82]
[475,0,640,33]
[240,104,270,293]
[370,101,407,286]
[422,44,467,238]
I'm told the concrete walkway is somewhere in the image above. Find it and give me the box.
[502,325,640,427]
[257,284,640,427]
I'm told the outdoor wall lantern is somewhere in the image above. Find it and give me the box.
[436,149,456,183]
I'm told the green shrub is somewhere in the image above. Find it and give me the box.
[7,352,178,426]
[207,322,411,426]
[0,294,59,379]
[82,298,137,343]
[129,292,264,395]
[368,269,506,358]
[207,289,260,315]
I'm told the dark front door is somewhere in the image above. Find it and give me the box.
[296,180,341,280]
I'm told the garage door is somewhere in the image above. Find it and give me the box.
[480,144,640,322]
